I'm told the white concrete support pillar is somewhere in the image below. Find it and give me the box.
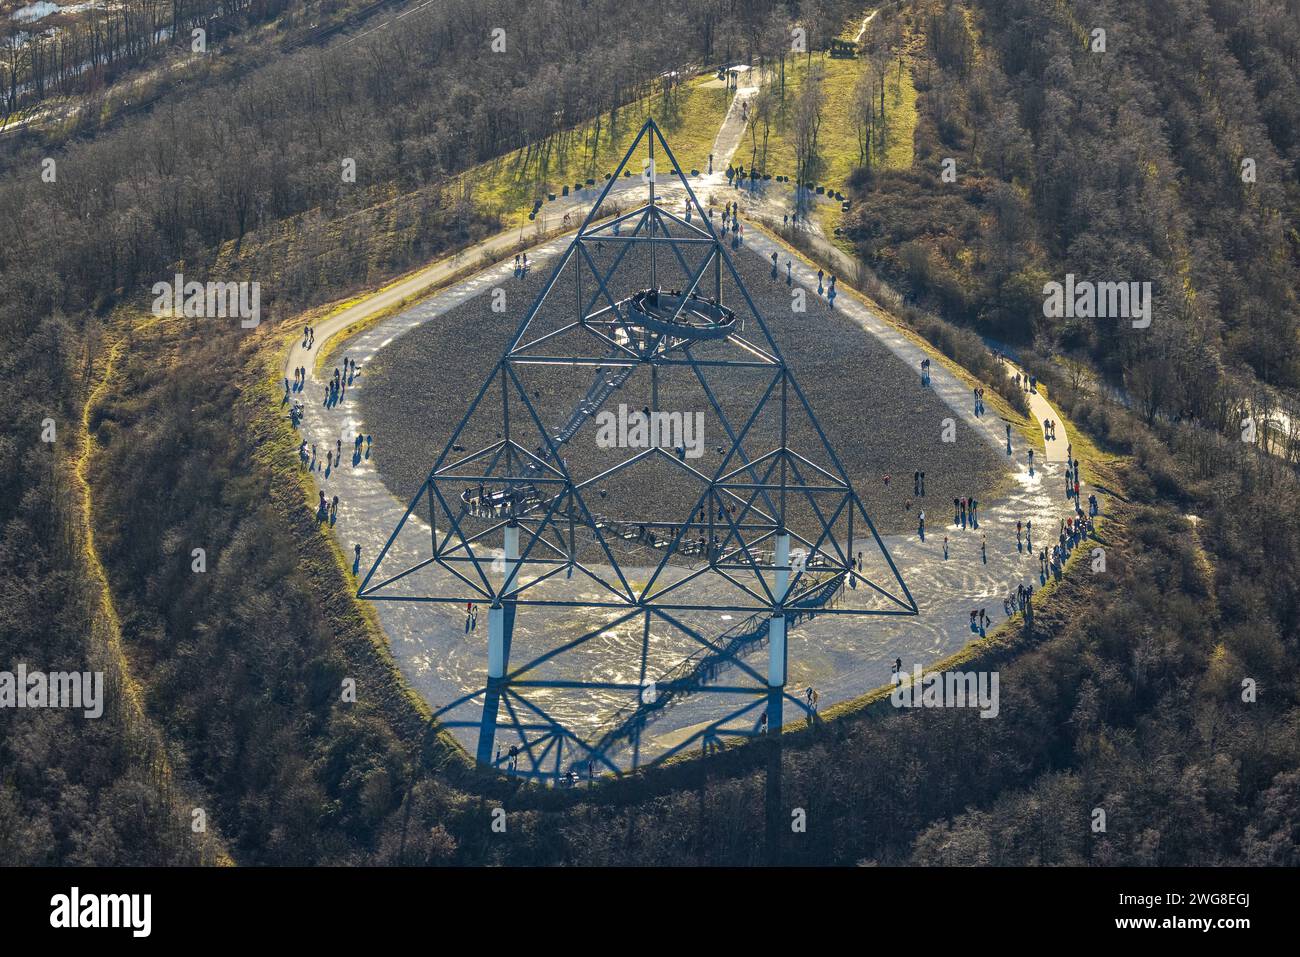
[768,532,791,688]
[487,523,520,679]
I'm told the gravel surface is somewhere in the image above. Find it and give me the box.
[356,229,1003,540]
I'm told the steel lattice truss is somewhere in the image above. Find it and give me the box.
[358,118,917,776]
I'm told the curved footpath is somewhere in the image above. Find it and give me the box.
[281,98,1098,780]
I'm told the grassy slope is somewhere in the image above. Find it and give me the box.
[469,75,734,226]
[750,41,917,188]
[750,11,919,252]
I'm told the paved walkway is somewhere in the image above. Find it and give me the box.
[1001,360,1070,462]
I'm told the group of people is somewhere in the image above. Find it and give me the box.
[465,602,480,633]
[973,386,987,416]
[1064,447,1083,500]
[301,325,315,349]
[716,201,741,236]
[1014,371,1037,393]
[302,433,372,529]
[323,357,358,409]
[1039,509,1096,579]
[513,252,530,276]
[953,496,980,529]
[767,251,837,307]
[920,357,932,387]
[498,745,521,775]
[815,267,838,300]
[1043,418,1058,441]
[316,490,340,525]
[1004,581,1035,619]
[286,364,313,425]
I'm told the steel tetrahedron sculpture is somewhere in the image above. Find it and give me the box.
[359,117,916,773]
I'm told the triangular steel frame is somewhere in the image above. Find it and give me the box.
[357,118,917,773]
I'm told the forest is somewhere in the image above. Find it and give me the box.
[847,0,1300,440]
[1,0,1298,866]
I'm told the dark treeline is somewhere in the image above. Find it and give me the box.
[849,0,1300,439]
[0,316,215,865]
[1,0,299,117]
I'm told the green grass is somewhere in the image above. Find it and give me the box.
[467,75,734,226]
[746,47,917,190]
